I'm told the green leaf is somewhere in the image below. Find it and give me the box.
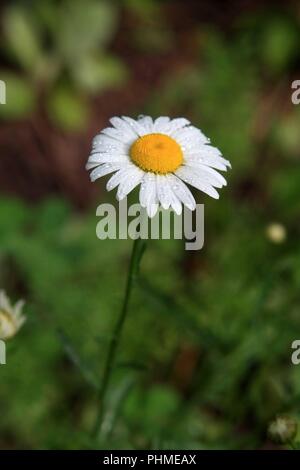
[72,55,127,93]
[115,361,148,371]
[0,72,35,120]
[57,328,99,390]
[272,109,300,157]
[138,276,219,348]
[3,6,44,73]
[55,0,118,64]
[261,17,299,74]
[101,376,136,439]
[46,85,90,132]
[124,385,181,431]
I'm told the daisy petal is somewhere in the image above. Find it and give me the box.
[139,173,155,208]
[168,118,190,134]
[172,125,209,146]
[175,166,220,199]
[101,127,136,145]
[0,290,11,311]
[167,174,196,211]
[156,175,173,209]
[92,134,128,153]
[169,190,182,215]
[116,167,144,201]
[137,115,154,133]
[197,164,227,186]
[185,145,231,170]
[109,116,139,139]
[121,116,149,136]
[13,300,24,319]
[87,152,129,166]
[106,167,133,191]
[147,199,159,218]
[157,175,182,214]
[86,161,102,171]
[153,116,171,133]
[89,163,125,182]
[185,164,227,188]
[139,173,159,217]
[185,156,228,172]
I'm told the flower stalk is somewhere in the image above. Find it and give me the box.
[92,237,146,439]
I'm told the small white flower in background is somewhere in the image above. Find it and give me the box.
[0,290,26,340]
[266,223,287,244]
[86,116,231,217]
[268,415,298,444]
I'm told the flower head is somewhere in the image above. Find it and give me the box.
[266,223,287,244]
[0,290,26,340]
[86,116,231,217]
[268,415,298,444]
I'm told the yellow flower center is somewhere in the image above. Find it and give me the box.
[130,133,183,174]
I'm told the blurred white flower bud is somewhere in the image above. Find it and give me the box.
[0,290,26,340]
[268,415,298,444]
[266,223,287,244]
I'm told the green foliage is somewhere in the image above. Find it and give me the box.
[146,29,259,174]
[1,168,300,449]
[54,0,118,67]
[0,0,127,129]
[1,0,300,452]
[3,6,44,74]
[73,55,128,94]
[46,85,90,131]
[261,16,299,74]
[271,108,300,157]
[0,72,35,119]
[126,0,174,53]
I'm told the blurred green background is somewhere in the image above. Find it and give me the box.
[1,0,300,450]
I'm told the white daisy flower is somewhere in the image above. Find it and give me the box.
[86,115,231,217]
[0,290,26,340]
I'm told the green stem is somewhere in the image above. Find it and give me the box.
[92,237,145,439]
